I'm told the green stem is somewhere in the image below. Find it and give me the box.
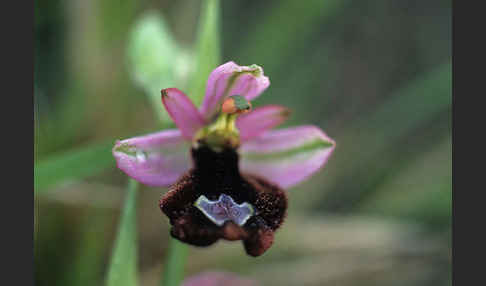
[188,0,221,106]
[105,179,139,286]
[161,239,189,286]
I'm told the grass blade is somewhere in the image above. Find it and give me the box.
[34,140,115,194]
[188,0,221,107]
[105,179,139,286]
[161,239,189,286]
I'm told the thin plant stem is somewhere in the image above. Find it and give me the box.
[105,179,139,286]
[161,238,189,286]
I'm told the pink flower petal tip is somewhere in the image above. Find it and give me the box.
[200,61,270,120]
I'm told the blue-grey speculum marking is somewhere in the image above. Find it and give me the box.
[194,194,255,226]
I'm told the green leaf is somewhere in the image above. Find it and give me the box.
[188,0,221,107]
[65,209,112,286]
[127,11,182,124]
[34,140,115,194]
[106,179,139,286]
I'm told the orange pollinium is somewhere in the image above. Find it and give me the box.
[221,95,252,115]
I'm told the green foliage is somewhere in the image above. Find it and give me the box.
[127,11,185,124]
[65,209,112,286]
[187,0,221,107]
[359,138,451,227]
[105,180,139,286]
[235,0,345,73]
[98,0,137,45]
[316,62,452,214]
[161,239,189,286]
[359,62,451,140]
[34,141,115,194]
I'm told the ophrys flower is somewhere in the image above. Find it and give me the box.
[113,61,335,256]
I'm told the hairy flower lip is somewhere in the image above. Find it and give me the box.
[159,146,287,256]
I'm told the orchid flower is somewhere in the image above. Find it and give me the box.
[113,61,335,256]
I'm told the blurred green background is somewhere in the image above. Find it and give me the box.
[34,0,451,285]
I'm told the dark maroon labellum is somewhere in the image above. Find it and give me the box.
[159,145,287,257]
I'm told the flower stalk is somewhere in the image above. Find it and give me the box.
[161,239,189,286]
[105,179,139,286]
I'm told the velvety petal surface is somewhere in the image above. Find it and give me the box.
[161,88,206,139]
[236,105,290,142]
[200,62,270,120]
[239,126,335,189]
[113,129,191,187]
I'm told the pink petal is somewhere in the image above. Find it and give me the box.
[200,62,270,120]
[182,271,257,286]
[236,105,290,142]
[239,126,335,189]
[161,88,206,139]
[112,129,191,187]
